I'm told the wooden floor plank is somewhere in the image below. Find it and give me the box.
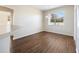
[12,31,76,53]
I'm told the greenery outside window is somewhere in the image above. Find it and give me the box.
[47,11,64,25]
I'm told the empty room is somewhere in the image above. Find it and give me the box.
[0,5,76,53]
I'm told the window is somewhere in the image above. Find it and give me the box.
[47,11,64,26]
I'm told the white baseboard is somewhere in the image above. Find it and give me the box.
[44,30,74,37]
[13,30,43,40]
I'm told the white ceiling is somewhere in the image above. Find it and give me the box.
[5,5,63,11]
[32,5,63,11]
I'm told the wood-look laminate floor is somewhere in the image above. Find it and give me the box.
[12,31,76,53]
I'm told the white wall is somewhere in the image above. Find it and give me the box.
[0,8,11,53]
[77,5,79,53]
[0,34,11,53]
[6,6,43,39]
[43,6,74,36]
[0,11,11,35]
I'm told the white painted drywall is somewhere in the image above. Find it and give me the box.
[6,6,43,39]
[0,11,11,53]
[77,5,79,53]
[0,11,11,35]
[0,33,11,53]
[43,6,74,36]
